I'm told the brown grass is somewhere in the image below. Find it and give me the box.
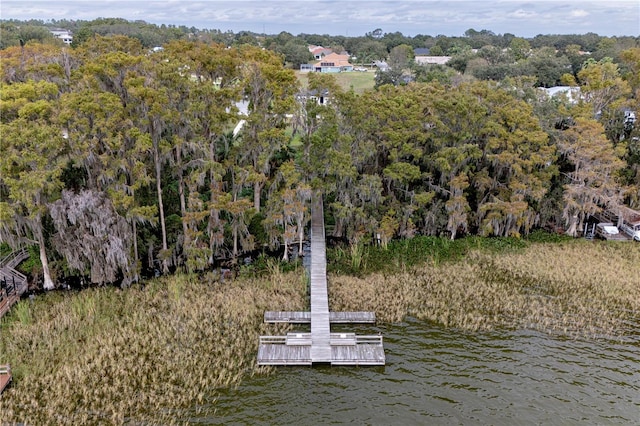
[330,241,640,339]
[0,271,306,424]
[2,241,639,423]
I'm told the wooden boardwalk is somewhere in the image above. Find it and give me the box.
[257,194,385,366]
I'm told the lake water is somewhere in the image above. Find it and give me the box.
[195,317,640,425]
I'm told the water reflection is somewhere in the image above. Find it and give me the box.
[196,318,640,425]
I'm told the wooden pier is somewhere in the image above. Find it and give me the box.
[257,194,385,366]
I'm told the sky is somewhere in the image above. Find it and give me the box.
[1,0,639,38]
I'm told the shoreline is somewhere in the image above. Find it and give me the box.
[1,240,639,423]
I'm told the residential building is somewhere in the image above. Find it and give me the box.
[296,88,331,106]
[541,86,581,103]
[309,45,333,60]
[414,56,452,65]
[413,47,452,65]
[313,52,353,73]
[50,29,73,45]
[300,63,314,73]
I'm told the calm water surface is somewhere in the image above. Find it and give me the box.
[194,318,640,425]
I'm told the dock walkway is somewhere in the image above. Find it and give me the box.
[257,194,385,366]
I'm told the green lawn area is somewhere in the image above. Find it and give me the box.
[295,70,376,94]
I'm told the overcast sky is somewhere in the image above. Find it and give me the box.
[2,1,639,37]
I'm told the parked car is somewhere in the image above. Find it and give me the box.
[620,222,640,241]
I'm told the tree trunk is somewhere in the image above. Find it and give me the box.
[155,150,169,273]
[39,236,54,290]
[566,214,578,237]
[209,180,223,262]
[254,181,262,212]
[132,220,139,283]
[176,147,188,245]
[232,224,239,258]
[298,222,304,254]
[282,239,289,261]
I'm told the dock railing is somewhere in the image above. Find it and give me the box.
[259,336,287,345]
[259,334,383,346]
[355,335,384,345]
[257,192,385,366]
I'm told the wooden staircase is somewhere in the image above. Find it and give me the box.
[0,249,29,319]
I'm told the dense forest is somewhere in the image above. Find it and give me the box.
[1,19,639,290]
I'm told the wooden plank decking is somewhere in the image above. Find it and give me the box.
[309,197,332,363]
[257,193,385,366]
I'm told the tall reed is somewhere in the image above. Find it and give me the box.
[0,271,306,424]
[330,241,640,339]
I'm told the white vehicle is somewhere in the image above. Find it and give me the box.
[620,222,640,241]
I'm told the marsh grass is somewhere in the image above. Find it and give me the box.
[0,272,306,424]
[330,241,640,339]
[2,237,639,423]
[328,235,529,275]
[12,300,32,325]
[349,242,366,270]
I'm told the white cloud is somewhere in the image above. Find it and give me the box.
[570,9,590,18]
[1,1,638,37]
[507,9,539,19]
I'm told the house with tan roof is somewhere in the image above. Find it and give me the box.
[313,52,353,73]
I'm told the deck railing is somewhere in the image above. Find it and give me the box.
[0,249,28,297]
[355,335,384,345]
[259,333,383,346]
[0,249,29,270]
[259,336,287,345]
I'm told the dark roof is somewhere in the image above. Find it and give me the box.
[414,48,431,56]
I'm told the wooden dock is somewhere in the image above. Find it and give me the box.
[257,194,385,366]
[0,364,11,394]
[264,311,376,324]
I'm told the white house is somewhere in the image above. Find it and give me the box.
[50,29,73,45]
[540,86,581,104]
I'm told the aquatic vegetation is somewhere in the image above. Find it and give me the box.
[327,235,530,275]
[0,272,306,424]
[330,241,640,339]
[2,239,639,423]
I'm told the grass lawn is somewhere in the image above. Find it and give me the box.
[295,70,376,94]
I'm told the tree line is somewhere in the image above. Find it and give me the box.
[2,19,638,71]
[1,34,639,290]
